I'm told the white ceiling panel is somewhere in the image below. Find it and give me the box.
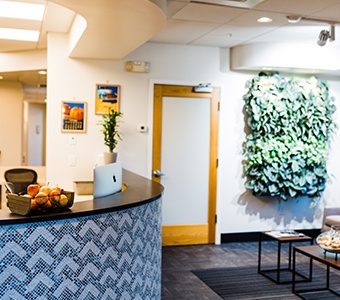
[167,0,189,17]
[171,2,247,23]
[193,24,277,47]
[150,19,219,44]
[191,0,266,9]
[227,11,287,27]
[254,0,340,15]
[311,3,340,21]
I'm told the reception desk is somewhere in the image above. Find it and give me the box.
[0,170,164,299]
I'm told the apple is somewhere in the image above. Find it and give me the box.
[49,189,61,205]
[30,199,38,211]
[27,184,40,197]
[41,200,52,210]
[51,185,62,194]
[59,194,69,207]
[40,185,51,195]
[35,192,48,205]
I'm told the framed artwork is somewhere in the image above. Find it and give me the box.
[61,101,87,133]
[95,84,120,115]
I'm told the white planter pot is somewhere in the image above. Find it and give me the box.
[103,152,117,164]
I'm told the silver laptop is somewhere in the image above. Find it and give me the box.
[93,162,122,198]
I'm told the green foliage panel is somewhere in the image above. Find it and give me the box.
[243,72,337,203]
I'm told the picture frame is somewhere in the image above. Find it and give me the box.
[95,84,120,115]
[61,101,87,133]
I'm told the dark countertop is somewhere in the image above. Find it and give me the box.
[0,169,164,225]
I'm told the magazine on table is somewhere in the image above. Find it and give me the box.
[267,230,305,238]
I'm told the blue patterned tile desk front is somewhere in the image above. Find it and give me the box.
[0,199,162,299]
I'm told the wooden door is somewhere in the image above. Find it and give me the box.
[152,84,219,245]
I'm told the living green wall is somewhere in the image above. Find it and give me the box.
[243,72,337,205]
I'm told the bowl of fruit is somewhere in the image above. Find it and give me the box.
[6,184,74,216]
[316,225,340,253]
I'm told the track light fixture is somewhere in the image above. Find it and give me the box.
[317,30,330,46]
[287,15,302,24]
[286,16,337,46]
[317,24,335,46]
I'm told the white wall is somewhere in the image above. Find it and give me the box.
[0,82,24,165]
[0,49,47,166]
[46,33,340,242]
[46,35,228,183]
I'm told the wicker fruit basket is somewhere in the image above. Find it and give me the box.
[6,191,74,216]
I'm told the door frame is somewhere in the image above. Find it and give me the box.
[151,83,219,244]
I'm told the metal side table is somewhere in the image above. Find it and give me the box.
[293,245,340,299]
[258,231,313,284]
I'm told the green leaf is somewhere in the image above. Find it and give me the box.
[291,161,299,173]
[299,176,306,187]
[288,188,297,197]
[268,184,278,194]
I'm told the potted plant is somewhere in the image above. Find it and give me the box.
[99,109,123,164]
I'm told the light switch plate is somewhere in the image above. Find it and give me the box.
[68,154,76,167]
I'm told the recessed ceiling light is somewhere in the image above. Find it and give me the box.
[0,28,39,41]
[0,75,3,80]
[38,70,47,75]
[257,17,273,23]
[0,0,45,21]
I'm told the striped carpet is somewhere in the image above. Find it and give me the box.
[192,265,340,300]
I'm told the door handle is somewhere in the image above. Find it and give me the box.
[153,170,164,177]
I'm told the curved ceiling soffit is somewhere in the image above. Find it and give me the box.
[230,43,340,76]
[49,0,166,60]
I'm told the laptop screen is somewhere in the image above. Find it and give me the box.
[93,162,122,198]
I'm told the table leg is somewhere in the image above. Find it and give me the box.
[309,253,313,282]
[327,265,330,289]
[258,233,262,274]
[292,247,296,294]
[288,241,292,270]
[277,241,281,282]
[292,247,318,299]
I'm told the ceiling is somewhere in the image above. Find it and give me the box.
[1,0,340,87]
[151,0,340,48]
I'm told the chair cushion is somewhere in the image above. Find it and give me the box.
[325,215,340,227]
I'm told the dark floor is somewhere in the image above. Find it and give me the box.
[161,241,307,300]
